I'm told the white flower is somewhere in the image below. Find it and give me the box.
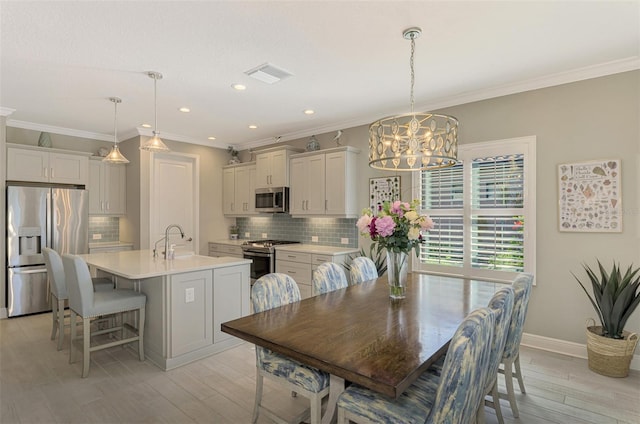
[408,227,421,240]
[404,210,419,223]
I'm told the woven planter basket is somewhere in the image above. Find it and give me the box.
[586,318,638,378]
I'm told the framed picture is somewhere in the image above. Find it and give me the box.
[558,159,621,232]
[370,176,401,214]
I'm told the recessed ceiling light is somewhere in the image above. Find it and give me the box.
[208,136,216,140]
[303,109,315,115]
[179,107,190,113]
[232,83,246,91]
[141,123,152,128]
[249,125,258,129]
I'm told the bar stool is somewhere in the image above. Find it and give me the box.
[42,247,113,351]
[62,254,146,378]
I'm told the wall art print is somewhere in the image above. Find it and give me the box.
[558,159,621,232]
[370,176,401,215]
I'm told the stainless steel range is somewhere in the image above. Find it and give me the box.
[241,240,300,283]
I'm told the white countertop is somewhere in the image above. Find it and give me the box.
[208,239,247,246]
[274,244,359,255]
[80,249,251,280]
[89,241,134,248]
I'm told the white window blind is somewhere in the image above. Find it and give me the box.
[414,137,535,282]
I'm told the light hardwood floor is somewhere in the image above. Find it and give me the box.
[1,312,638,424]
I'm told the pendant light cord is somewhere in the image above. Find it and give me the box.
[154,75,159,135]
[113,99,118,145]
[409,33,415,114]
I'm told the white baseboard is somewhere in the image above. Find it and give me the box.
[521,332,640,371]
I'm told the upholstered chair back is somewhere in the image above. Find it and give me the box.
[43,247,67,299]
[62,254,95,317]
[485,286,515,389]
[349,256,378,285]
[313,263,349,295]
[503,273,534,360]
[426,307,496,424]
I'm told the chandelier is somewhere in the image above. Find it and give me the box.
[140,71,170,152]
[103,97,129,164]
[369,27,458,171]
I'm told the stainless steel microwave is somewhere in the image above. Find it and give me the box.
[255,187,289,213]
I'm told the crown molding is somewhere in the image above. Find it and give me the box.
[0,107,16,117]
[6,119,112,142]
[134,127,228,150]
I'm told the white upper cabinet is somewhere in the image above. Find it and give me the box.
[289,146,360,218]
[223,163,257,216]
[290,154,326,215]
[7,144,89,185]
[88,158,126,216]
[255,146,302,189]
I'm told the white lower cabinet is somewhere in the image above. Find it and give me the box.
[137,263,250,370]
[170,270,213,357]
[213,266,250,344]
[208,242,243,258]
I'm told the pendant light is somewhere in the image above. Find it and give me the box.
[103,97,129,164]
[140,71,170,152]
[368,27,458,171]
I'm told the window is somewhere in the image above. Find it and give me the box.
[413,136,536,282]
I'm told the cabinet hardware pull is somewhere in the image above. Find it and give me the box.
[44,167,48,178]
[106,201,110,211]
[100,201,104,211]
[51,168,54,178]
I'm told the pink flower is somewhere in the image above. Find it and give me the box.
[356,215,372,233]
[390,200,404,217]
[420,216,435,231]
[375,216,396,237]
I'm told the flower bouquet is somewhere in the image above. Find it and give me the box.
[356,200,434,298]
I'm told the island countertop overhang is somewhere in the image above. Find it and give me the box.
[80,249,251,280]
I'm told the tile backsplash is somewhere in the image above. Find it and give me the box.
[88,217,120,242]
[236,215,358,247]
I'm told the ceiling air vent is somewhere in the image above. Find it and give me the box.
[244,63,293,84]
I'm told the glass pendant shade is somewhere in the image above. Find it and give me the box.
[141,133,170,152]
[103,97,130,164]
[140,71,170,152]
[369,27,458,171]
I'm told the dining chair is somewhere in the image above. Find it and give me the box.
[349,256,378,285]
[498,273,534,418]
[336,307,496,424]
[62,254,146,378]
[251,273,330,424]
[312,262,349,295]
[477,286,515,424]
[42,247,114,351]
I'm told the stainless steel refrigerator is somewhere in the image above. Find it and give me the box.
[6,184,88,317]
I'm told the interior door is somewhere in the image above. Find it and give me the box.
[151,153,198,254]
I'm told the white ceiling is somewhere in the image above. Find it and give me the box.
[1,1,639,150]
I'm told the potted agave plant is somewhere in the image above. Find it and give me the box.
[573,261,640,377]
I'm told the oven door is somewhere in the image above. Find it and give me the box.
[242,250,274,284]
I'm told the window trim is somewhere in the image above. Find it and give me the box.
[412,136,536,283]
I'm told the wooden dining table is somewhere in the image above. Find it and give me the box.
[221,272,500,424]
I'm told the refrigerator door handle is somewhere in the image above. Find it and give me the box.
[11,268,48,274]
[46,191,52,250]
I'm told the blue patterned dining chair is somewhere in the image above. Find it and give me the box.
[477,286,515,424]
[251,273,330,424]
[336,307,496,424]
[349,256,378,285]
[498,273,534,418]
[42,247,114,351]
[313,262,349,295]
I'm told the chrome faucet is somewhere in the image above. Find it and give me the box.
[153,224,186,259]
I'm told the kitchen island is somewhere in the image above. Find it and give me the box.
[81,250,251,370]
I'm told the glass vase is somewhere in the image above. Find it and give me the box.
[387,250,408,299]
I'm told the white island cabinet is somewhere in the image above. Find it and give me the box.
[81,250,251,370]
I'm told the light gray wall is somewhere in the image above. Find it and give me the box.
[118,135,232,254]
[253,71,640,345]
